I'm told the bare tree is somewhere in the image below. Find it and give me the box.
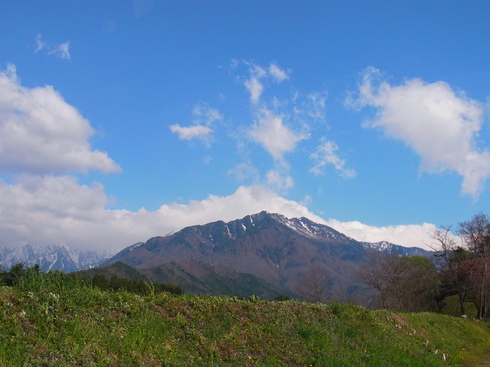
[294,266,330,303]
[393,256,439,311]
[431,227,472,316]
[358,251,395,309]
[359,252,438,311]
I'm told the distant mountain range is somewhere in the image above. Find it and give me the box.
[89,211,431,302]
[0,243,111,273]
[0,212,432,301]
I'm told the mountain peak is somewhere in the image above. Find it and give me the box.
[100,211,433,300]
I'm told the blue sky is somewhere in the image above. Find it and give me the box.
[1,1,489,251]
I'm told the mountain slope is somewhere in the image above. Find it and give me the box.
[103,211,431,300]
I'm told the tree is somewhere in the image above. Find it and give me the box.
[392,256,439,311]
[432,213,490,319]
[358,251,395,309]
[432,227,473,316]
[359,252,439,311]
[458,213,490,319]
[294,266,331,303]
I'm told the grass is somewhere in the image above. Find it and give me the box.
[0,271,489,366]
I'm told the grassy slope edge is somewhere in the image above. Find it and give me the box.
[0,279,489,366]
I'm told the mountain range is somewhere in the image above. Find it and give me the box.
[0,212,432,302]
[0,243,110,273]
[91,211,431,302]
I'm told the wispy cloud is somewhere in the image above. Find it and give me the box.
[269,63,290,82]
[35,34,71,60]
[349,67,490,198]
[242,61,290,103]
[249,109,308,162]
[266,169,294,192]
[169,103,221,144]
[310,139,357,178]
[227,162,260,184]
[244,77,264,104]
[169,124,213,140]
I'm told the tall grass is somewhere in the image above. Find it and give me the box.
[0,270,489,366]
[16,268,83,293]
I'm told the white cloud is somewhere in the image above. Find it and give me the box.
[169,124,213,140]
[0,178,437,252]
[54,42,71,60]
[0,175,110,249]
[244,77,264,104]
[352,67,490,198]
[35,34,71,60]
[302,92,327,121]
[310,139,357,178]
[170,103,221,143]
[0,65,120,174]
[266,170,294,191]
[249,109,308,162]
[242,62,289,103]
[34,34,44,52]
[192,103,222,126]
[0,180,321,251]
[326,219,437,251]
[269,63,290,82]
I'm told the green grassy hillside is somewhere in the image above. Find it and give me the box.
[0,273,489,366]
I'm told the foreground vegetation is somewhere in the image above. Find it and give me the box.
[0,269,489,366]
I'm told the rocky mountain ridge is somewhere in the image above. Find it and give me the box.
[100,211,431,301]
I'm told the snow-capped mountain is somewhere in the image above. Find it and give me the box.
[0,243,112,272]
[99,211,432,300]
[361,240,430,257]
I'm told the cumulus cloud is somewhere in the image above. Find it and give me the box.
[351,67,490,198]
[0,65,120,174]
[35,34,71,60]
[0,181,322,251]
[0,177,436,251]
[249,109,308,162]
[310,139,357,178]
